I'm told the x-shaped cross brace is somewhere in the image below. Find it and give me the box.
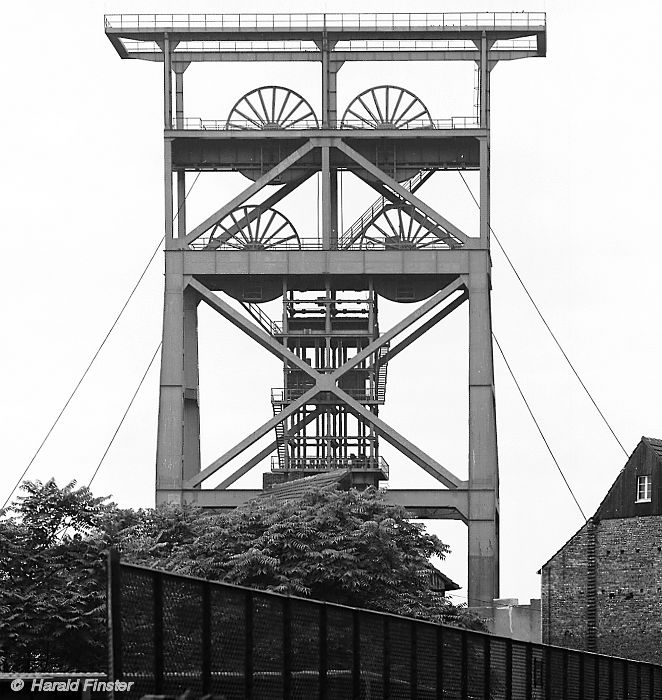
[184,275,467,490]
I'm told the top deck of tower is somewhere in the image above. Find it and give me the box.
[104,12,546,62]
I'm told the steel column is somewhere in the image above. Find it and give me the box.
[466,34,499,608]
[156,252,186,504]
[467,248,499,607]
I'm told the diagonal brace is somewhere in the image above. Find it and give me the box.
[185,141,315,246]
[335,388,462,489]
[330,277,467,382]
[185,387,318,488]
[337,140,469,245]
[214,408,323,490]
[206,173,314,250]
[188,278,318,380]
[378,291,468,365]
[358,177,458,247]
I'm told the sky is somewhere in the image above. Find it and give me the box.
[2,0,661,606]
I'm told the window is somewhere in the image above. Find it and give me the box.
[636,475,652,503]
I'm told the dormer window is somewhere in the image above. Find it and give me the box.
[636,475,652,503]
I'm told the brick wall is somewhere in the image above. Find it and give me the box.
[542,515,662,664]
[541,522,589,650]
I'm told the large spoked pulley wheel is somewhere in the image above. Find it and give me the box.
[340,85,433,130]
[226,86,318,130]
[203,206,301,251]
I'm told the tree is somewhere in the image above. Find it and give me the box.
[118,486,480,628]
[0,480,120,672]
[0,479,481,672]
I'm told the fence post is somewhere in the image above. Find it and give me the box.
[283,597,292,700]
[320,605,328,700]
[525,644,532,700]
[544,646,552,700]
[484,636,491,699]
[383,618,391,700]
[245,591,253,700]
[437,626,444,697]
[648,664,655,700]
[410,621,418,698]
[461,630,468,700]
[201,581,211,694]
[505,638,512,700]
[563,649,569,700]
[352,609,361,699]
[106,549,122,689]
[153,572,164,694]
[578,653,585,700]
[595,656,600,700]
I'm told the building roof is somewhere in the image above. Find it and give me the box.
[258,470,351,503]
[538,436,662,572]
[430,567,461,592]
[644,436,662,460]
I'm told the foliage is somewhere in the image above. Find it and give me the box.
[118,486,481,628]
[0,480,482,672]
[0,480,118,672]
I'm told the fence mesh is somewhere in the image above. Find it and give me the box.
[109,559,662,699]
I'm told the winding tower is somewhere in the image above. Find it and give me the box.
[105,12,546,607]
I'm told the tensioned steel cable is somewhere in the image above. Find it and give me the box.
[458,172,628,458]
[87,341,162,488]
[493,332,587,522]
[1,173,202,509]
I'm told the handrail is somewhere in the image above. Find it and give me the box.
[240,302,281,335]
[189,236,454,251]
[271,455,389,477]
[105,12,546,31]
[271,387,383,403]
[177,117,479,131]
[339,170,429,249]
[119,37,537,54]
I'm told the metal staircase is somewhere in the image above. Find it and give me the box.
[375,344,389,403]
[339,170,433,249]
[271,393,288,469]
[240,302,281,335]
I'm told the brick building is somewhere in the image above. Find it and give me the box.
[540,436,662,664]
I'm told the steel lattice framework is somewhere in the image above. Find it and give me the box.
[105,12,546,610]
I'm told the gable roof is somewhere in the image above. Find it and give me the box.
[593,436,662,520]
[538,436,662,572]
[644,436,662,460]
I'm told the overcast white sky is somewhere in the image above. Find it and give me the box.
[2,0,661,606]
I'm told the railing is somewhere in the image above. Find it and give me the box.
[108,557,662,700]
[271,388,382,404]
[120,38,537,54]
[240,302,281,335]
[189,236,453,252]
[105,12,546,31]
[271,455,389,477]
[178,117,479,130]
[339,170,430,248]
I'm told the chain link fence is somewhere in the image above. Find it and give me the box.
[108,554,662,699]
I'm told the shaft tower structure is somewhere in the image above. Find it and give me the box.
[106,12,546,608]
